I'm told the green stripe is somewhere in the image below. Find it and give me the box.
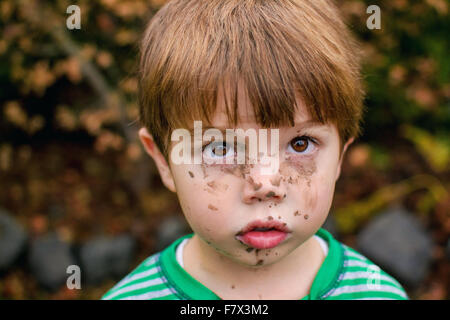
[343,255,369,263]
[152,294,179,300]
[342,266,380,273]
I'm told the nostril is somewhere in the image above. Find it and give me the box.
[250,193,281,203]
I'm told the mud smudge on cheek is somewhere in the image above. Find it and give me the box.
[231,285,235,289]
[304,214,309,220]
[279,158,316,187]
[221,165,239,177]
[207,181,217,190]
[205,180,229,194]
[294,210,301,216]
[208,204,218,211]
[306,185,320,213]
[222,163,253,181]
[256,259,264,266]
[291,160,316,187]
[188,171,194,178]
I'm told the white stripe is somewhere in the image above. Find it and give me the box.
[341,271,402,288]
[343,260,405,290]
[329,284,407,298]
[144,253,160,266]
[108,267,161,295]
[343,260,372,268]
[176,238,189,268]
[120,288,175,300]
[344,250,368,261]
[103,277,167,300]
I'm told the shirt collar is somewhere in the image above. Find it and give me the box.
[159,228,343,300]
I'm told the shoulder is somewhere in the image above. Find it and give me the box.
[322,243,409,300]
[101,252,179,300]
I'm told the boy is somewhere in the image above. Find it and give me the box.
[102,0,408,300]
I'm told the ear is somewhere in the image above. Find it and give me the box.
[335,137,354,182]
[139,127,176,192]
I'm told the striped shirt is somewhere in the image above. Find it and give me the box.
[101,228,408,300]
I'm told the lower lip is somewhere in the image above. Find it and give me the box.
[237,230,288,249]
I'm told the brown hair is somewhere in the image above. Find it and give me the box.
[138,0,365,158]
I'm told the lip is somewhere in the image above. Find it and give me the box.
[235,219,291,249]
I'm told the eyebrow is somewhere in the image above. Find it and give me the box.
[292,120,331,131]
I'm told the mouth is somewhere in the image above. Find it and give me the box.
[235,220,291,249]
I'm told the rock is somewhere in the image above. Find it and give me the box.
[356,206,433,288]
[0,208,27,271]
[154,215,191,252]
[80,234,135,285]
[28,233,76,291]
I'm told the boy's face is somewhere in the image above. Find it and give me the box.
[140,83,352,268]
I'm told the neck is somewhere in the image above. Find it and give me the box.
[183,234,325,299]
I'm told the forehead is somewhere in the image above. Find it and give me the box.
[212,79,317,129]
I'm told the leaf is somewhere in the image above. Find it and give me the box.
[401,125,450,172]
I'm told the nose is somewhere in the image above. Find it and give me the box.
[242,169,287,204]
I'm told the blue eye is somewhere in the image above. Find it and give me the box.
[287,136,316,154]
[203,141,234,159]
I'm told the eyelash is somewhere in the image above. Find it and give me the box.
[286,135,319,155]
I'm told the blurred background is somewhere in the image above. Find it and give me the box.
[0,0,448,300]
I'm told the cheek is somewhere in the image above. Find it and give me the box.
[281,159,336,220]
[304,175,335,215]
[171,165,238,236]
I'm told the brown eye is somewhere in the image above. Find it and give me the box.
[203,141,233,159]
[213,143,228,156]
[290,137,309,153]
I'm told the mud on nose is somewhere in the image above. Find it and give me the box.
[242,172,286,204]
